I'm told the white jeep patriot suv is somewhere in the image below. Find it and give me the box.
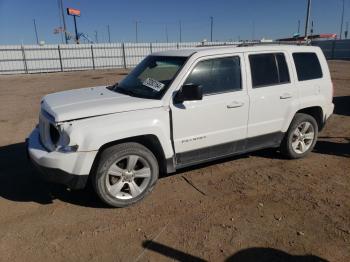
[27,45,334,207]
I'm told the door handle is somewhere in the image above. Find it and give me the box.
[227,101,244,108]
[280,93,292,99]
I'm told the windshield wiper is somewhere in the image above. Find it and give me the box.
[115,86,137,97]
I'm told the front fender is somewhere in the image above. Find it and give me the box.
[68,107,174,158]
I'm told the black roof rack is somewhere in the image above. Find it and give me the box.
[195,41,308,48]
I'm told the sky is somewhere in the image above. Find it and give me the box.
[0,0,349,44]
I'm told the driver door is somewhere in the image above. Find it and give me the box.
[170,54,249,166]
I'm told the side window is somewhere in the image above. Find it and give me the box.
[276,53,290,83]
[293,52,323,81]
[249,53,290,88]
[185,56,241,95]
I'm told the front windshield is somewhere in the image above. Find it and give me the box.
[115,55,187,99]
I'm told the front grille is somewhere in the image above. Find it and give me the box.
[39,112,57,151]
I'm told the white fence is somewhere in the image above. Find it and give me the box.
[0,42,240,74]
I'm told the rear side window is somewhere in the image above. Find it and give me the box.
[249,53,290,88]
[185,56,241,95]
[293,52,323,81]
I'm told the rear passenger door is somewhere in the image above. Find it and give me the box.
[245,52,298,146]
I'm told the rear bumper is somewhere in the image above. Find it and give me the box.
[26,128,97,189]
[326,102,335,120]
[321,102,334,130]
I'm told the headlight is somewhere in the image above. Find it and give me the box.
[58,144,79,153]
[56,123,79,153]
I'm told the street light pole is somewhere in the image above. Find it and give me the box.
[73,15,79,44]
[135,21,139,43]
[107,25,111,43]
[165,25,169,43]
[59,0,68,44]
[94,30,98,43]
[340,0,345,39]
[210,16,213,42]
[179,20,182,43]
[304,0,312,40]
[33,19,39,45]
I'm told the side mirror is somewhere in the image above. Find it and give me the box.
[174,83,203,103]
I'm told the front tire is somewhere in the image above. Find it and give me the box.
[93,142,159,207]
[280,113,318,159]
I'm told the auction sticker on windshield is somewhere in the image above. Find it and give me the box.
[142,78,165,92]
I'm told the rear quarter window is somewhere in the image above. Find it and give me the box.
[293,52,323,81]
[249,53,290,88]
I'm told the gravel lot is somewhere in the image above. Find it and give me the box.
[0,61,349,262]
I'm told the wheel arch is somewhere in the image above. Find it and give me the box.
[296,106,324,131]
[89,135,170,179]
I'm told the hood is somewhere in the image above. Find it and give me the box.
[41,86,163,122]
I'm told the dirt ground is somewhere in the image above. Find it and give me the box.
[0,61,349,262]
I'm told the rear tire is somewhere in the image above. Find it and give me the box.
[92,142,159,207]
[280,113,318,159]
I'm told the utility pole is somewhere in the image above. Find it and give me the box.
[345,21,349,39]
[210,16,213,42]
[165,25,169,43]
[94,30,98,43]
[310,20,314,36]
[59,0,68,44]
[252,21,255,41]
[73,15,79,43]
[33,19,39,45]
[304,0,312,40]
[107,25,111,43]
[298,20,301,34]
[179,20,182,42]
[340,0,345,39]
[135,21,139,43]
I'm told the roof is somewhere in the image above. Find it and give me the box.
[151,44,320,57]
